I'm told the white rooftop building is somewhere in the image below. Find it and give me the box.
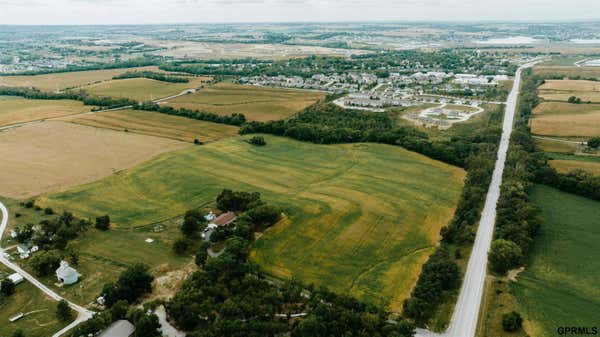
[56,261,79,285]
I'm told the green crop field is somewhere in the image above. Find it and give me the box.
[166,82,325,121]
[0,96,92,127]
[512,185,600,337]
[39,135,465,311]
[80,76,210,101]
[0,266,72,337]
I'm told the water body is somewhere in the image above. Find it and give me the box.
[475,36,538,45]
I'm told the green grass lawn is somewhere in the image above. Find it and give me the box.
[512,185,600,337]
[80,77,207,101]
[39,135,465,312]
[0,266,73,337]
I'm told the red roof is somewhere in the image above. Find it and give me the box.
[211,211,237,227]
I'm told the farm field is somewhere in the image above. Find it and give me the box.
[538,79,600,103]
[39,135,465,311]
[533,66,600,80]
[0,66,163,91]
[0,96,92,127]
[0,265,72,337]
[529,112,600,137]
[512,185,600,337]
[549,159,600,175]
[61,109,239,143]
[79,76,210,102]
[166,82,325,121]
[0,121,188,199]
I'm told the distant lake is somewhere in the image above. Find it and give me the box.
[571,39,600,44]
[475,36,538,45]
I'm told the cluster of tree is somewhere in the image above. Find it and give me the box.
[0,86,137,109]
[72,300,161,337]
[0,277,15,297]
[167,233,415,337]
[403,248,460,324]
[57,299,73,322]
[247,135,267,146]
[100,264,154,307]
[567,95,586,104]
[15,210,91,252]
[113,70,190,83]
[537,167,600,201]
[588,137,600,149]
[0,57,158,77]
[134,101,246,126]
[502,311,523,332]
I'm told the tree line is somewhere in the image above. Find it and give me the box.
[134,101,246,126]
[113,70,190,83]
[0,86,137,109]
[0,57,159,77]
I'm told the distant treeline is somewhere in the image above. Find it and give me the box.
[135,101,246,126]
[0,57,159,77]
[113,70,190,83]
[0,86,136,109]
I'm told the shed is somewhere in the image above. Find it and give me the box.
[210,211,237,227]
[56,261,79,285]
[7,273,24,285]
[99,320,136,337]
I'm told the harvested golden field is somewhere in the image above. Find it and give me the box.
[166,82,325,121]
[530,111,600,137]
[0,66,162,91]
[549,160,600,175]
[80,77,210,102]
[61,109,239,143]
[0,121,188,199]
[0,96,91,127]
[538,80,600,103]
[532,101,600,115]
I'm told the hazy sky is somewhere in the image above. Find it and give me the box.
[2,0,600,25]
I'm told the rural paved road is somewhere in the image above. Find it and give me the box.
[415,60,540,337]
[0,200,95,336]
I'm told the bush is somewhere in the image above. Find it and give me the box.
[57,299,72,322]
[489,239,523,275]
[173,238,191,255]
[248,136,267,146]
[44,207,54,215]
[502,311,523,332]
[1,277,15,296]
[95,215,111,231]
[588,136,600,149]
[24,200,34,208]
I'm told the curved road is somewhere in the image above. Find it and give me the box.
[416,61,540,337]
[0,201,94,336]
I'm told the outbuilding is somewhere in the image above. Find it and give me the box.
[56,261,79,285]
[99,320,136,337]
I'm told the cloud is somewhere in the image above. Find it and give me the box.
[2,0,600,24]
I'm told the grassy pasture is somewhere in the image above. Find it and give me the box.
[512,185,600,336]
[534,137,580,154]
[79,77,210,102]
[0,66,162,91]
[0,96,92,127]
[0,121,188,199]
[39,135,465,311]
[61,109,239,143]
[166,82,325,121]
[0,267,72,337]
